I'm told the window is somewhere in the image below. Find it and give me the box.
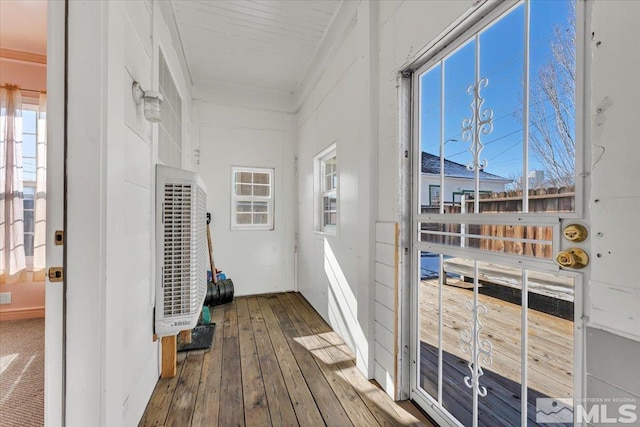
[429,185,440,207]
[314,143,337,234]
[158,50,183,168]
[21,106,39,260]
[231,167,274,230]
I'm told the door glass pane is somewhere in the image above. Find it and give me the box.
[477,3,525,215]
[440,257,474,426]
[419,64,442,211]
[474,263,523,426]
[418,251,440,400]
[528,0,576,204]
[527,270,574,426]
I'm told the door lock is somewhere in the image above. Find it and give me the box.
[48,267,64,282]
[555,248,589,269]
[562,224,588,242]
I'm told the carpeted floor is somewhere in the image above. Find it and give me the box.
[0,318,44,427]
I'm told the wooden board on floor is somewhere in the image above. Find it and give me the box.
[257,295,326,426]
[236,298,271,426]
[218,301,245,427]
[191,305,225,427]
[164,351,204,425]
[246,296,298,426]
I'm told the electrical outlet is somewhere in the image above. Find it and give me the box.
[0,292,11,305]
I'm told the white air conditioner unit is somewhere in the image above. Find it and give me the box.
[155,165,208,337]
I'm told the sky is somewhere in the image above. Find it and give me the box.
[419,0,575,182]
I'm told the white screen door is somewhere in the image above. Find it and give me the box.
[409,1,587,426]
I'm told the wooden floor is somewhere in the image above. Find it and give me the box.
[140,292,432,427]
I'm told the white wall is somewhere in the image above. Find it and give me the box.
[296,0,378,376]
[196,102,296,296]
[65,1,191,425]
[585,0,640,404]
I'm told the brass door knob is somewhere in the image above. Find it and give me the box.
[556,248,589,269]
[562,224,588,242]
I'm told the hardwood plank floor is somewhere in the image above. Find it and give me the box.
[140,293,431,427]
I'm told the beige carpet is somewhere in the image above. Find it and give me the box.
[0,318,44,427]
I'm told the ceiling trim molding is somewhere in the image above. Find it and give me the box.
[0,48,47,64]
[293,0,359,112]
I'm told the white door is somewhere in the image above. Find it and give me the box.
[44,1,66,425]
[410,1,587,426]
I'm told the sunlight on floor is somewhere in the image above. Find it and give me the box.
[0,354,35,406]
[0,353,18,375]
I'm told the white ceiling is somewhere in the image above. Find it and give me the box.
[0,0,47,55]
[171,0,342,98]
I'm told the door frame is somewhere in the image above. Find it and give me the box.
[398,0,590,424]
[44,0,67,425]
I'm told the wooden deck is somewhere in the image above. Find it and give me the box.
[140,292,432,427]
[419,279,574,426]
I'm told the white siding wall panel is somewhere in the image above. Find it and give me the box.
[375,320,394,352]
[375,242,395,267]
[374,361,395,397]
[374,301,394,336]
[373,222,398,397]
[375,261,395,289]
[375,281,394,311]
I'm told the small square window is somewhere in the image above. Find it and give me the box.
[231,167,274,230]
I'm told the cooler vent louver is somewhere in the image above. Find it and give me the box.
[155,165,207,337]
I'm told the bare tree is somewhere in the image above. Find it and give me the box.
[529,1,576,187]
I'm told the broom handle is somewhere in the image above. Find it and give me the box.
[206,216,217,284]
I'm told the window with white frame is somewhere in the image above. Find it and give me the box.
[315,144,337,233]
[231,167,274,230]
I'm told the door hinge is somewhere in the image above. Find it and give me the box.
[54,230,64,245]
[48,267,64,282]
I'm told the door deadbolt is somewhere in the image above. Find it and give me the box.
[562,224,588,242]
[48,267,64,282]
[556,248,589,269]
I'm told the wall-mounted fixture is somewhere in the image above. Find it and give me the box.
[132,81,163,123]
